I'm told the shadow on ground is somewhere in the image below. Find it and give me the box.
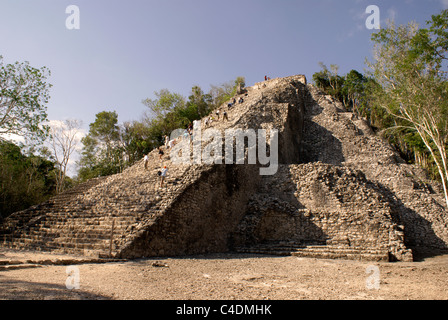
[0,274,111,300]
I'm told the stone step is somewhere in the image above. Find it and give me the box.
[36,218,139,228]
[3,241,115,258]
[7,237,110,252]
[0,263,44,271]
[291,250,388,262]
[236,244,389,262]
[18,231,112,242]
[0,160,205,257]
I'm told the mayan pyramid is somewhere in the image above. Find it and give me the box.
[1,75,447,262]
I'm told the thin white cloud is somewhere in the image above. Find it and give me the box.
[387,8,397,21]
[0,133,25,144]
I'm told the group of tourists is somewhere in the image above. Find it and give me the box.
[143,150,168,187]
[205,110,228,127]
[214,109,229,122]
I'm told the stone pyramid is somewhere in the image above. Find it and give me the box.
[1,75,447,262]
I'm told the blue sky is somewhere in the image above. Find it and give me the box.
[1,0,447,139]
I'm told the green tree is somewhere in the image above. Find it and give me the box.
[121,120,155,164]
[91,111,120,162]
[367,10,448,207]
[312,63,346,106]
[0,56,52,142]
[142,89,186,135]
[0,140,56,219]
[142,89,186,119]
[185,85,213,120]
[343,70,368,115]
[77,111,123,181]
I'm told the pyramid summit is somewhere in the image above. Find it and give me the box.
[1,74,447,262]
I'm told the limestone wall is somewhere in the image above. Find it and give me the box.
[116,165,261,258]
[232,164,413,261]
[303,84,448,252]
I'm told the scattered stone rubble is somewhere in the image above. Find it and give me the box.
[1,75,447,262]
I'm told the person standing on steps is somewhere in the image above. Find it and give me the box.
[168,139,176,149]
[160,165,168,187]
[158,147,164,160]
[223,110,228,121]
[144,154,149,170]
[205,116,213,127]
[183,129,189,141]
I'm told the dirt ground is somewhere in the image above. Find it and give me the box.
[0,248,447,301]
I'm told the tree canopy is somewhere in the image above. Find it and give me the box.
[0,56,52,143]
[77,111,123,181]
[313,9,448,208]
[0,140,57,219]
[367,10,448,207]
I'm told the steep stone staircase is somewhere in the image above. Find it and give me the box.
[0,177,106,242]
[0,177,115,256]
[0,147,200,258]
